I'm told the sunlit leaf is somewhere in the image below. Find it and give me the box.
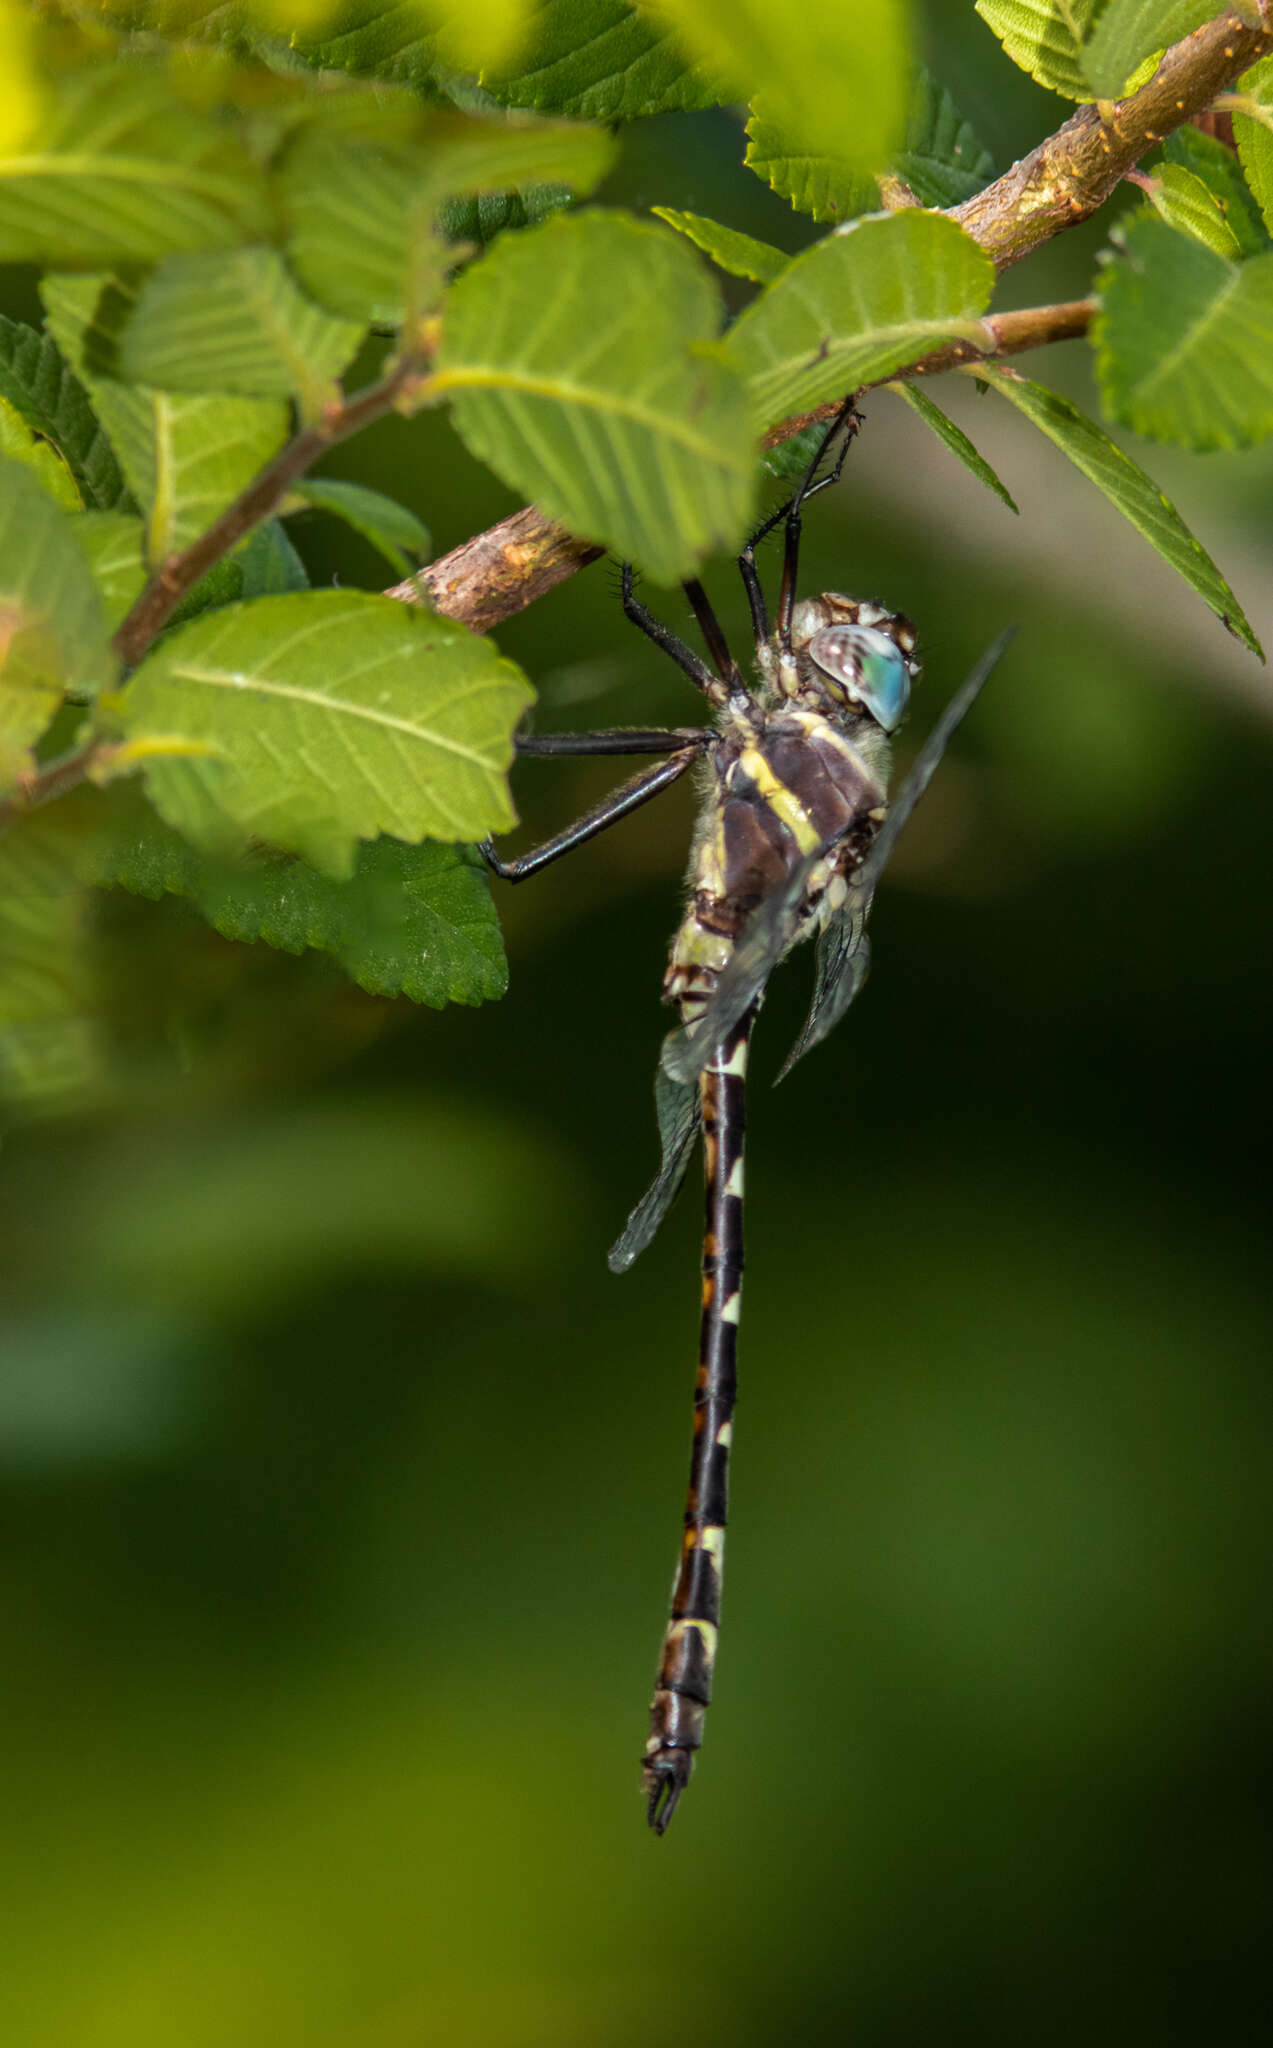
[0,65,270,266]
[433,209,754,582]
[0,392,81,508]
[1081,0,1215,99]
[478,0,724,116]
[1160,128,1270,258]
[286,479,431,576]
[1229,54,1273,237]
[723,211,994,432]
[100,815,507,1006]
[1139,164,1243,259]
[115,589,534,876]
[743,110,877,224]
[894,68,995,207]
[1094,212,1273,451]
[0,0,42,154]
[42,275,290,566]
[0,792,103,1112]
[113,250,366,412]
[974,0,1099,101]
[73,511,148,630]
[651,207,787,282]
[283,114,613,324]
[645,0,909,170]
[886,381,1018,511]
[0,314,128,511]
[973,364,1263,658]
[0,455,114,789]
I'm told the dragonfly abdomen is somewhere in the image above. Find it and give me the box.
[643,1004,751,1835]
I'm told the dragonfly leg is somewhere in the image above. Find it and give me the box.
[515,726,709,758]
[775,398,861,653]
[644,1003,755,1834]
[682,579,742,691]
[738,414,859,652]
[481,745,701,883]
[622,565,729,705]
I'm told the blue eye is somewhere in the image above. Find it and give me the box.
[806,624,911,731]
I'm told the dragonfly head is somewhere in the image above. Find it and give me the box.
[793,595,919,733]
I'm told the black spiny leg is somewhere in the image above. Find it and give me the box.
[683,579,741,692]
[776,398,861,653]
[622,564,729,705]
[482,744,704,883]
[735,400,861,656]
[516,728,707,758]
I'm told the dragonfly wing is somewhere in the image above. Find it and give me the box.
[777,626,1016,1084]
[660,851,821,1086]
[608,1051,702,1272]
[858,625,1016,894]
[776,909,872,1084]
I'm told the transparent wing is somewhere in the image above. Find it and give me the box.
[608,1051,702,1272]
[777,625,1016,1083]
[775,906,872,1084]
[857,626,1016,894]
[659,850,823,1087]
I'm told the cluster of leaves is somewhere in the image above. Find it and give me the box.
[0,0,1269,1109]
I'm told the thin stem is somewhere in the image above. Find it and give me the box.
[112,349,433,670]
[758,299,1097,449]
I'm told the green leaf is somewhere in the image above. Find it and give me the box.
[0,793,104,1113]
[760,422,830,482]
[1229,54,1273,237]
[0,64,270,266]
[73,511,148,630]
[42,274,290,567]
[438,183,573,245]
[1082,1,1215,99]
[648,0,909,171]
[651,207,788,282]
[722,211,994,432]
[113,250,366,413]
[1094,212,1273,451]
[283,114,614,325]
[744,67,993,225]
[1160,128,1270,258]
[433,209,754,582]
[0,314,128,511]
[972,364,1263,658]
[886,382,1018,511]
[894,68,995,208]
[974,0,1100,101]
[0,455,114,788]
[743,110,878,224]
[286,479,431,576]
[0,393,82,508]
[476,0,725,116]
[115,589,534,876]
[100,817,507,1008]
[1139,164,1244,260]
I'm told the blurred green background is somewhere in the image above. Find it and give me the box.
[4,27,1273,2047]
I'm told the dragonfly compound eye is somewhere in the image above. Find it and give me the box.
[806,624,911,732]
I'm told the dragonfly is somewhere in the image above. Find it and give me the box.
[483,400,1012,1833]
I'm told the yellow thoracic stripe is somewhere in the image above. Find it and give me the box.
[738,744,822,854]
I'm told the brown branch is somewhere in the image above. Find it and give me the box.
[758,298,1096,447]
[0,738,107,828]
[112,351,433,671]
[391,8,1269,638]
[951,5,1271,269]
[387,505,604,633]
